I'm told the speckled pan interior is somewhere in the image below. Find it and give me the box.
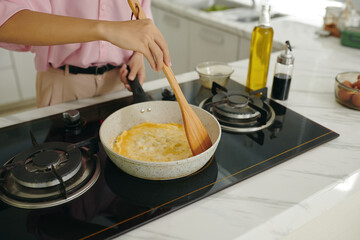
[99,101,221,180]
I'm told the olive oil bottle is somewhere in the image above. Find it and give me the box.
[246,4,274,91]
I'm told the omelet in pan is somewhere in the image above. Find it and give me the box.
[113,122,193,162]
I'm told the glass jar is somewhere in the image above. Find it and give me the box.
[271,41,294,100]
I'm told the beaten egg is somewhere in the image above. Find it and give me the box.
[113,122,193,162]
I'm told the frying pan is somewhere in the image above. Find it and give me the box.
[99,69,221,180]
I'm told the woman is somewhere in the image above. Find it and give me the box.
[0,0,170,107]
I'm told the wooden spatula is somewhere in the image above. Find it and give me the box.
[127,0,213,155]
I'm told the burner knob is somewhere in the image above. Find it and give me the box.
[161,87,176,101]
[63,109,82,131]
[63,110,80,124]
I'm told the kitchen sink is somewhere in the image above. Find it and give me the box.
[204,0,255,10]
[171,0,286,23]
[197,0,286,23]
[205,4,286,23]
[236,12,286,23]
[169,0,254,11]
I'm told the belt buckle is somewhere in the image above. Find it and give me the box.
[95,65,109,75]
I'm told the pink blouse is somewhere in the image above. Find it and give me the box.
[0,0,152,72]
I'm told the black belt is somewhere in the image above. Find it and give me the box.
[59,64,117,75]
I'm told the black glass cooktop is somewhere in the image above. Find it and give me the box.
[0,80,339,239]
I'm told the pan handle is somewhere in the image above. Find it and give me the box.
[126,65,149,103]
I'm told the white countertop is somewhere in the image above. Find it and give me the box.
[1,1,360,239]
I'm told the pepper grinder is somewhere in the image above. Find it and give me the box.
[271,41,294,100]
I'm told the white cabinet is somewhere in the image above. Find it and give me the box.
[154,7,190,75]
[145,6,191,81]
[144,6,164,82]
[189,22,239,70]
[0,48,22,106]
[238,36,251,60]
[0,48,12,69]
[12,51,36,100]
[0,50,36,109]
[150,6,242,80]
[0,68,21,105]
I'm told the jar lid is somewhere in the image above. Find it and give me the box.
[277,41,295,65]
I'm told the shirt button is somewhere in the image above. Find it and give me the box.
[101,4,106,10]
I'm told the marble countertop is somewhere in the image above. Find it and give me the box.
[1,1,360,239]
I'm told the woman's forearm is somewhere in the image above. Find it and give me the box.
[0,10,103,45]
[0,9,170,71]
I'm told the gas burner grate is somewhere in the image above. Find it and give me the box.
[200,82,275,133]
[11,142,82,188]
[0,132,101,209]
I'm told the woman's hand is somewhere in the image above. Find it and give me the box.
[119,52,145,91]
[102,19,171,72]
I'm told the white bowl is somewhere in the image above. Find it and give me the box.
[196,61,234,89]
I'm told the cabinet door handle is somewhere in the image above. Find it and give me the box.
[163,14,180,28]
[199,28,224,45]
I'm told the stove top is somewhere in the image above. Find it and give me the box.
[0,80,339,239]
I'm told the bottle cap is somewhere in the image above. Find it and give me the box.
[277,41,295,65]
[259,4,271,26]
